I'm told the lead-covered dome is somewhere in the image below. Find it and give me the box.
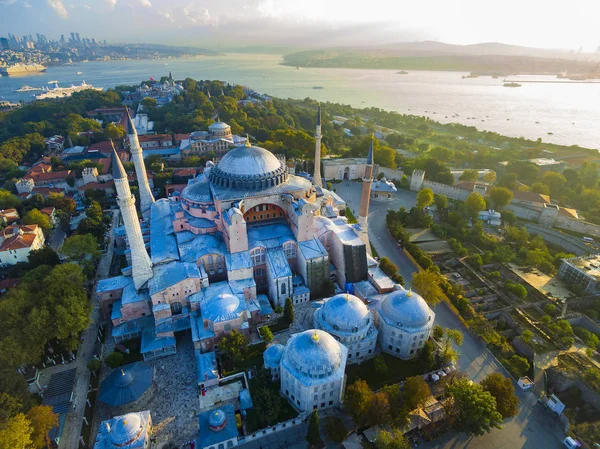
[320,294,371,333]
[281,329,346,381]
[109,413,143,446]
[380,289,434,328]
[264,344,284,369]
[208,143,288,191]
[209,121,230,131]
[202,293,245,323]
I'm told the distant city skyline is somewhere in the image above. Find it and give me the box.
[1,0,600,52]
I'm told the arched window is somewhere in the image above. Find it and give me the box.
[251,247,266,266]
[283,242,296,259]
[171,302,182,315]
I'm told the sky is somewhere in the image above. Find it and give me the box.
[1,0,600,51]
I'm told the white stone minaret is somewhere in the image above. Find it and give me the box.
[313,105,323,188]
[112,143,153,290]
[358,135,374,236]
[124,107,154,218]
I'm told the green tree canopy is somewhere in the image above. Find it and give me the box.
[374,428,411,449]
[23,209,52,231]
[465,192,486,219]
[411,269,443,307]
[488,187,513,209]
[480,373,519,419]
[217,329,248,363]
[416,188,434,209]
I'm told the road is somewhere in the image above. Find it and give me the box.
[48,225,66,252]
[334,182,566,449]
[59,210,119,449]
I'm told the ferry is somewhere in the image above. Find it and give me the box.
[47,80,59,84]
[0,63,46,76]
[76,71,83,75]
[312,86,324,89]
[35,81,102,100]
[13,85,42,92]
[503,82,522,88]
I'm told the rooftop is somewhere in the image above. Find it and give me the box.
[197,404,238,448]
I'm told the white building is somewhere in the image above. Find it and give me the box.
[0,224,45,266]
[188,121,246,155]
[371,178,397,201]
[278,329,347,412]
[375,289,435,359]
[313,293,378,364]
[94,410,152,449]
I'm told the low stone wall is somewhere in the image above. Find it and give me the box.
[375,166,404,181]
[421,180,471,201]
[240,413,307,443]
[524,223,592,256]
[555,216,600,239]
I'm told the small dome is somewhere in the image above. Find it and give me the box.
[282,329,346,380]
[110,413,143,445]
[380,289,433,328]
[320,294,370,332]
[263,344,284,368]
[209,121,230,131]
[202,293,243,323]
[208,409,226,429]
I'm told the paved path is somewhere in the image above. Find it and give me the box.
[334,184,566,449]
[59,210,119,449]
[48,226,66,252]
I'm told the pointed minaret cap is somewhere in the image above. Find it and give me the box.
[316,105,321,127]
[111,141,127,180]
[367,133,374,165]
[245,134,251,147]
[124,106,137,135]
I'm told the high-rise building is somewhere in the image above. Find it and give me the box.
[75,32,80,42]
[0,38,9,51]
[60,34,65,43]
[70,32,76,43]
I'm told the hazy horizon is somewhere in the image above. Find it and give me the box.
[1,0,600,52]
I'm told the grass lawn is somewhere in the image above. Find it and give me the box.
[345,207,357,224]
[269,317,290,333]
[346,353,429,389]
[245,395,299,433]
[222,342,267,376]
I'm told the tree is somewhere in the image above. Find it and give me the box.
[411,270,442,306]
[217,329,248,363]
[544,303,557,316]
[87,359,101,372]
[284,297,294,323]
[541,171,567,196]
[59,234,101,276]
[445,377,503,436]
[306,410,323,448]
[0,413,32,449]
[259,326,274,344]
[28,246,60,268]
[488,187,513,209]
[419,340,436,371]
[459,170,478,181]
[105,351,124,368]
[141,97,157,109]
[433,325,444,341]
[505,355,530,378]
[23,209,52,231]
[379,257,399,277]
[253,387,281,427]
[483,171,497,184]
[480,373,519,419]
[373,355,388,374]
[530,182,550,195]
[500,210,517,225]
[441,329,463,364]
[27,405,58,449]
[403,376,431,411]
[324,416,348,443]
[366,392,391,426]
[0,189,21,210]
[416,188,434,209]
[374,428,411,449]
[103,123,126,140]
[465,192,486,219]
[521,330,534,344]
[434,194,448,210]
[344,379,373,426]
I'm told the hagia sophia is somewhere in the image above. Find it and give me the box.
[94,106,436,448]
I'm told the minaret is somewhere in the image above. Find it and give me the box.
[313,105,323,188]
[358,135,374,233]
[112,144,153,290]
[124,107,155,218]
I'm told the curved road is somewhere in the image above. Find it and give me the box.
[334,182,565,449]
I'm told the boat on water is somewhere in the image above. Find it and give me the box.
[76,71,83,75]
[13,85,42,92]
[503,82,522,87]
[35,81,102,100]
[47,80,59,84]
[0,63,46,76]
[397,71,409,75]
[312,86,324,89]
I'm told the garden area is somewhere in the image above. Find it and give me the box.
[345,352,432,390]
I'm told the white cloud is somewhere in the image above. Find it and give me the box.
[104,0,117,8]
[0,0,18,5]
[47,0,68,17]
[22,0,31,7]
[138,0,151,7]
[159,11,173,22]
[182,4,214,25]
[84,3,91,8]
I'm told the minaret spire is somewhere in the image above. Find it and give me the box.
[111,141,153,290]
[313,105,323,188]
[124,106,155,218]
[358,135,374,237]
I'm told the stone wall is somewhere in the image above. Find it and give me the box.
[555,216,600,239]
[567,315,600,337]
[375,166,404,181]
[524,223,593,256]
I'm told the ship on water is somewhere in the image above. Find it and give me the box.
[13,85,42,93]
[35,81,102,100]
[0,63,47,76]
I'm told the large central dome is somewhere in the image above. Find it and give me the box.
[208,143,288,191]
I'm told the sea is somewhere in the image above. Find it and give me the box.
[1,53,600,150]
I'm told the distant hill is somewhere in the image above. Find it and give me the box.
[282,41,600,75]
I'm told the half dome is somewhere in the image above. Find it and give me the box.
[380,289,433,328]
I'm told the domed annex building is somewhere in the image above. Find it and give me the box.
[263,343,284,380]
[187,120,247,155]
[313,293,377,364]
[94,410,152,449]
[376,289,435,359]
[278,329,347,412]
[96,108,377,362]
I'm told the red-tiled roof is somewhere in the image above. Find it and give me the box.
[77,180,115,191]
[174,133,191,142]
[173,168,197,177]
[41,207,55,216]
[0,233,37,251]
[137,134,172,143]
[0,278,20,291]
[511,190,551,204]
[30,187,65,196]
[33,170,72,182]
[88,140,124,153]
